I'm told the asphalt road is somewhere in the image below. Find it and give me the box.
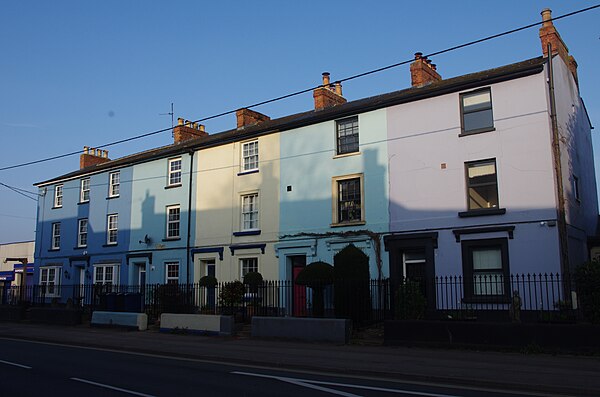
[0,338,562,397]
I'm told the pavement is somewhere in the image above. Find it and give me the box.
[1,321,599,396]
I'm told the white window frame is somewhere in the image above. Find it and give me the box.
[51,222,61,249]
[241,140,259,172]
[167,158,182,186]
[166,205,181,239]
[107,214,118,245]
[241,193,259,231]
[331,173,365,225]
[78,218,88,248]
[54,184,63,208]
[94,264,119,287]
[80,178,90,203]
[165,261,180,284]
[40,266,61,297]
[108,171,120,197]
[239,257,258,279]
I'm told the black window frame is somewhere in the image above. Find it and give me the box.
[460,87,494,136]
[461,238,510,303]
[336,116,359,155]
[462,158,503,215]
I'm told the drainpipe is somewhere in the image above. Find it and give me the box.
[185,150,194,285]
[547,43,570,284]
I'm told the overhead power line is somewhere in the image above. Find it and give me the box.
[0,182,38,201]
[0,4,598,174]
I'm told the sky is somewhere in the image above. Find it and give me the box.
[0,1,599,244]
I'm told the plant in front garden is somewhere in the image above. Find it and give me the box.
[218,281,245,315]
[573,260,600,324]
[198,275,218,288]
[295,261,333,317]
[395,281,426,320]
[334,244,372,324]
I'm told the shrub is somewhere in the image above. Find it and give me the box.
[155,284,194,314]
[295,261,333,317]
[574,260,600,324]
[198,275,218,288]
[395,281,426,320]
[333,244,372,324]
[218,281,245,313]
[243,271,263,292]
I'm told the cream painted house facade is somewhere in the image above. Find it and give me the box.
[193,123,280,283]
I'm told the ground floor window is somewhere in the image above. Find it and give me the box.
[94,264,119,291]
[166,262,180,284]
[240,257,258,278]
[461,238,510,301]
[40,266,61,297]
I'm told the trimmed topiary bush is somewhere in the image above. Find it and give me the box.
[334,244,372,324]
[218,281,245,314]
[574,260,600,324]
[295,261,333,317]
[198,275,218,288]
[243,271,263,292]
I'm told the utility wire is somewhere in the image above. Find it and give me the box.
[0,182,38,201]
[0,4,598,174]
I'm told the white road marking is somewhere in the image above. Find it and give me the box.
[70,378,156,397]
[232,371,461,396]
[0,359,31,369]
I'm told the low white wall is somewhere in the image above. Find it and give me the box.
[91,311,148,331]
[160,313,234,336]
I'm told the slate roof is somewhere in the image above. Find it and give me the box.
[36,56,546,186]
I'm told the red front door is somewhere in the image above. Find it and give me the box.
[291,256,307,316]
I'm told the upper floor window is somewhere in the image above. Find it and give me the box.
[240,257,258,278]
[166,262,180,284]
[168,158,182,186]
[107,214,118,245]
[241,140,259,172]
[332,174,364,225]
[80,178,90,202]
[460,88,494,135]
[78,218,88,248]
[466,159,499,211]
[53,184,63,208]
[573,175,580,202]
[241,193,259,231]
[166,205,181,239]
[336,116,359,155]
[108,171,120,197]
[51,222,61,249]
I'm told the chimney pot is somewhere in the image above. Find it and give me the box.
[414,52,423,60]
[541,8,553,27]
[322,72,331,87]
[199,124,205,132]
[177,118,184,126]
[334,82,342,96]
[83,146,89,155]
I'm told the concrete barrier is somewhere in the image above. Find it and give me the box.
[160,313,235,336]
[91,311,147,331]
[251,317,351,344]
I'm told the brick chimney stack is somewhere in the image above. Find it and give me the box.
[173,118,208,144]
[80,146,110,169]
[236,108,270,129]
[410,52,442,88]
[313,72,346,111]
[539,8,578,85]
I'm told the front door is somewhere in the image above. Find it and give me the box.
[290,256,307,317]
[200,259,216,309]
[403,250,427,297]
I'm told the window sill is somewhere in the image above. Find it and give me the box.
[458,127,496,137]
[233,230,261,237]
[237,169,259,176]
[106,196,120,200]
[164,184,182,190]
[73,246,87,250]
[102,243,118,247]
[330,220,366,228]
[51,206,62,210]
[162,237,181,242]
[77,201,89,205]
[47,248,60,252]
[333,151,360,159]
[458,208,506,218]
